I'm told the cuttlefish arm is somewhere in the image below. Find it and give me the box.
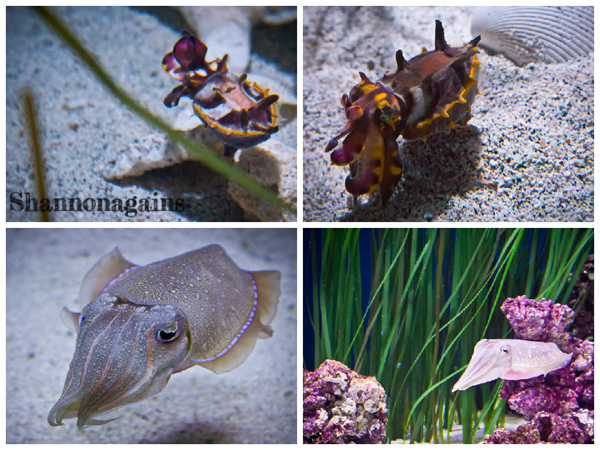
[452,339,572,392]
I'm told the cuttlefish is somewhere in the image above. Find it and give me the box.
[48,245,280,428]
[452,339,572,392]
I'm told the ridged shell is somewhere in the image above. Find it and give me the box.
[471,6,593,66]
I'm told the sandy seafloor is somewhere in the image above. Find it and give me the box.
[6,229,297,443]
[303,6,594,221]
[6,6,296,222]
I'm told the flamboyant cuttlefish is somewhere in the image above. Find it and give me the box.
[452,339,572,392]
[326,21,481,203]
[163,32,280,158]
[48,246,280,428]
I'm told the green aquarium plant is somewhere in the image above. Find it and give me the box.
[22,91,50,222]
[305,228,593,443]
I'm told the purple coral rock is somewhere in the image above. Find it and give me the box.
[303,360,388,444]
[483,412,590,444]
[511,423,541,444]
[571,340,594,371]
[572,409,594,442]
[501,296,576,351]
[506,385,579,420]
[532,412,587,444]
[488,296,595,443]
[578,383,594,410]
[481,428,516,444]
[499,297,594,416]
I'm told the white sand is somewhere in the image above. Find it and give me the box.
[6,229,297,443]
[303,6,593,221]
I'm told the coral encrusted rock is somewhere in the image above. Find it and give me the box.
[483,296,594,444]
[501,295,577,351]
[303,359,388,444]
[483,411,593,444]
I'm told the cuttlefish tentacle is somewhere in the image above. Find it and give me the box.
[452,339,572,392]
[48,245,280,428]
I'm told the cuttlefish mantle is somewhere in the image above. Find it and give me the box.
[452,339,572,392]
[48,245,280,428]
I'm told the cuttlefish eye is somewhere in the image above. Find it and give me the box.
[156,321,181,342]
[378,105,394,122]
[501,346,509,353]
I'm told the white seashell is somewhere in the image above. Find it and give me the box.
[103,133,189,180]
[103,128,225,181]
[471,6,593,66]
[103,131,296,222]
[178,7,297,73]
[228,139,297,222]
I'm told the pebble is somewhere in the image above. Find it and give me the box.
[62,97,87,111]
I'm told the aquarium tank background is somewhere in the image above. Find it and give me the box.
[303,228,593,443]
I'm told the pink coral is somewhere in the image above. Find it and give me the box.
[505,385,579,420]
[303,359,388,444]
[500,295,576,351]
[499,297,593,417]
[485,296,594,443]
[483,411,591,444]
[482,428,515,444]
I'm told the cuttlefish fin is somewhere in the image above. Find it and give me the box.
[59,306,81,332]
[251,270,281,338]
[78,247,136,310]
[196,270,281,374]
